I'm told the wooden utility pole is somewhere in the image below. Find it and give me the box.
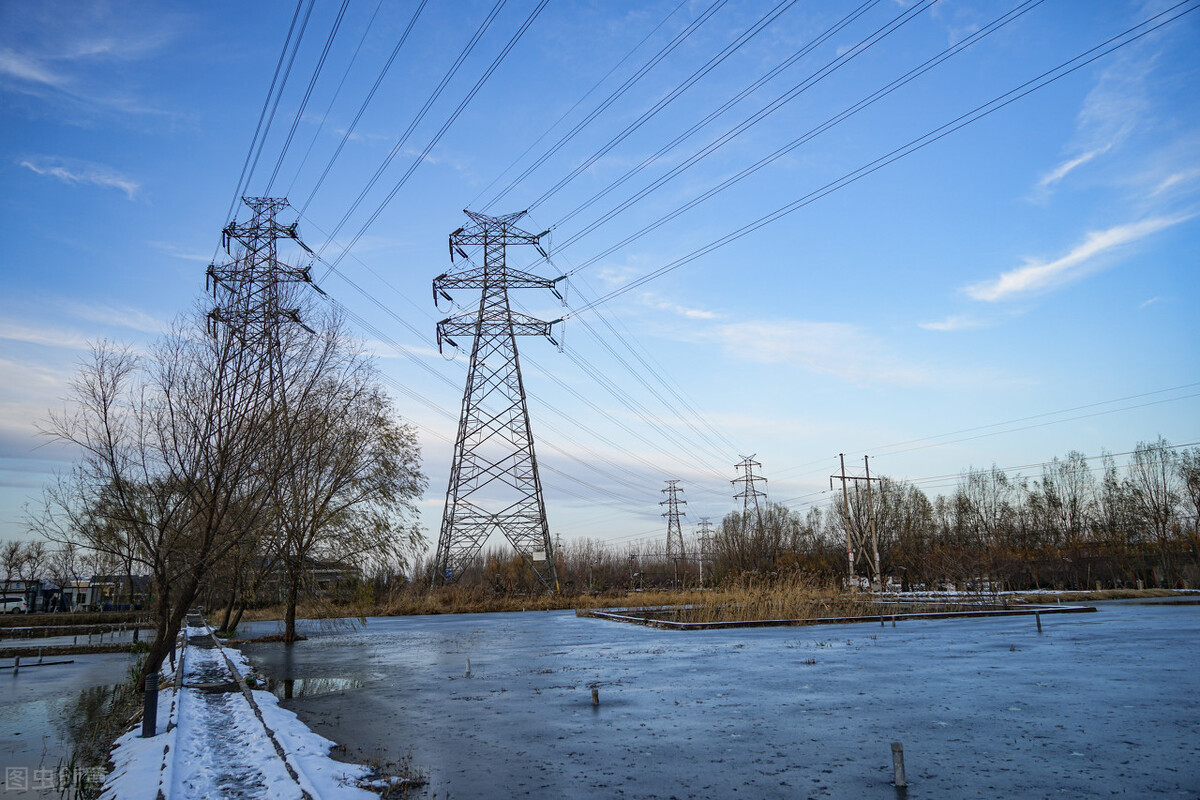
[831,454,882,587]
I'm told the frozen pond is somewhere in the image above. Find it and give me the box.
[0,653,135,798]
[239,600,1200,798]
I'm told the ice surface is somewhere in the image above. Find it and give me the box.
[239,599,1200,798]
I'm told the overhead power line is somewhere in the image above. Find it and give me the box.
[296,0,429,214]
[480,0,731,211]
[221,0,308,232]
[564,0,1200,316]
[264,0,352,194]
[552,0,1030,263]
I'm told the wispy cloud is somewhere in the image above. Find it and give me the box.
[0,3,182,120]
[0,48,66,87]
[1138,296,1163,309]
[706,319,933,386]
[19,155,139,199]
[1150,168,1200,197]
[965,215,1190,302]
[592,265,639,288]
[1037,144,1112,190]
[62,302,166,335]
[639,292,719,320]
[918,314,987,332]
[148,241,212,263]
[0,321,91,350]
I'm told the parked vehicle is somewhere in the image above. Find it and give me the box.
[1,596,28,613]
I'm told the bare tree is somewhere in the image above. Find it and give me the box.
[272,318,426,642]
[2,541,23,592]
[33,319,280,687]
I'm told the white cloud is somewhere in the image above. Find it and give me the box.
[592,265,639,288]
[918,315,987,332]
[0,48,65,87]
[149,241,212,263]
[63,303,166,335]
[965,215,1190,302]
[0,321,91,350]
[1138,296,1162,309]
[706,320,933,386]
[1037,144,1112,190]
[19,156,139,199]
[1150,168,1200,197]
[639,292,719,320]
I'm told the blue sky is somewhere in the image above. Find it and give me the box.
[1,0,1197,553]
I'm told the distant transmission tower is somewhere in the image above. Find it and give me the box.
[732,455,768,522]
[696,516,714,588]
[432,210,565,589]
[207,196,320,345]
[661,480,687,585]
[830,454,882,587]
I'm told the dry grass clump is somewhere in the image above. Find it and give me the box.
[661,574,903,624]
[234,581,1192,626]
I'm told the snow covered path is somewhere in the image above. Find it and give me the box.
[172,628,303,798]
[101,620,377,800]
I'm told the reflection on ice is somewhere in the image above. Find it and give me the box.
[269,676,364,700]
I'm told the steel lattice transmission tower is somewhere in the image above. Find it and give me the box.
[432,209,565,589]
[732,455,768,522]
[660,480,687,565]
[207,196,321,349]
[696,516,714,588]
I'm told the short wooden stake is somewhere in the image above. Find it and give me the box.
[1035,611,1042,633]
[891,742,907,787]
[892,616,896,627]
[465,658,470,677]
[591,688,599,706]
[12,656,18,675]
[38,649,43,664]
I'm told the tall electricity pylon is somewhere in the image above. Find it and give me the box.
[207,196,320,345]
[732,455,768,521]
[432,209,564,589]
[661,480,687,584]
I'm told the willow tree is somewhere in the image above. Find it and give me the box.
[272,316,425,642]
[34,320,280,688]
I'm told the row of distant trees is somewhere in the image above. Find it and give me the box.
[25,293,427,687]
[421,438,1198,594]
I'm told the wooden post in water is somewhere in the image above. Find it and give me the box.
[890,742,907,787]
[1036,611,1042,633]
[591,688,599,706]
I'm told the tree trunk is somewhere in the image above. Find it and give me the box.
[283,563,301,643]
[230,603,246,631]
[219,591,236,633]
[139,570,201,691]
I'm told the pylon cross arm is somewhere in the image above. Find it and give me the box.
[438,317,555,338]
[435,267,561,291]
